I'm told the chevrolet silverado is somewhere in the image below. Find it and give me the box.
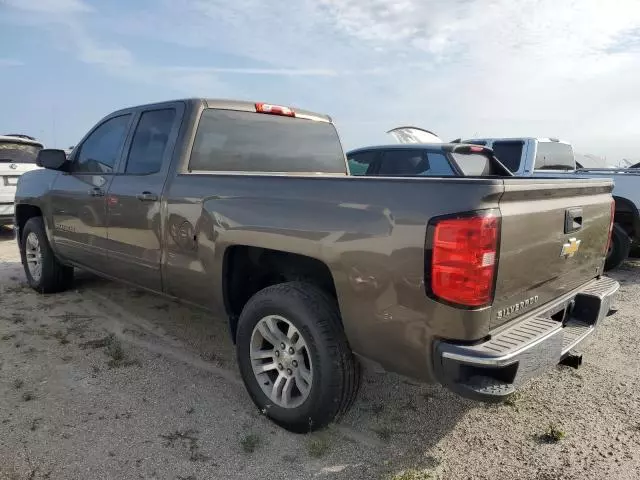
[14,99,619,432]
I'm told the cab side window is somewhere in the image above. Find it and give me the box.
[125,109,176,175]
[73,114,131,174]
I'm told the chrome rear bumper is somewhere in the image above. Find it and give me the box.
[434,276,619,401]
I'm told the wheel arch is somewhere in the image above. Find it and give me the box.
[14,204,43,254]
[221,245,339,342]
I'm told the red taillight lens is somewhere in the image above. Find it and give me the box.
[255,102,295,117]
[605,199,615,254]
[431,214,499,307]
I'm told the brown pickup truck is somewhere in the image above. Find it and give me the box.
[14,98,619,432]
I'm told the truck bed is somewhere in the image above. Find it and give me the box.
[161,173,613,380]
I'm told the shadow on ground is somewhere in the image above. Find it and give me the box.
[3,233,640,478]
[1,264,474,479]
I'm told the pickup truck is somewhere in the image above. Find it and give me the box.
[0,134,43,226]
[15,99,619,432]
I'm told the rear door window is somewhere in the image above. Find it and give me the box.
[534,142,575,170]
[369,149,457,176]
[347,151,377,175]
[125,109,176,175]
[376,149,456,176]
[378,150,428,175]
[189,109,346,173]
[492,141,524,172]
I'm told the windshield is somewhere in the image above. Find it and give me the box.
[534,141,575,170]
[0,141,42,164]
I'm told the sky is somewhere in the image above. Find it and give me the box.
[1,0,640,162]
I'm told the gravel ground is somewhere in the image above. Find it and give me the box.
[1,226,640,480]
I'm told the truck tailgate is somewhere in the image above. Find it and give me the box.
[492,178,613,330]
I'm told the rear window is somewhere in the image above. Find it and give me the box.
[534,142,575,170]
[492,141,524,172]
[189,109,346,173]
[0,141,42,164]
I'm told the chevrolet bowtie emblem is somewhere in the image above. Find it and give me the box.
[561,238,581,258]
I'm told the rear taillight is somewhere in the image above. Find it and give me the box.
[605,199,615,254]
[429,213,500,307]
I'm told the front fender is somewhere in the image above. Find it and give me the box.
[14,169,60,244]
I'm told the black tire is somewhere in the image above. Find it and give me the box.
[236,282,361,433]
[605,223,631,271]
[20,217,74,293]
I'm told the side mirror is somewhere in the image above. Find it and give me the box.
[36,149,70,171]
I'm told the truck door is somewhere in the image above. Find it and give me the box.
[103,104,183,291]
[49,114,133,272]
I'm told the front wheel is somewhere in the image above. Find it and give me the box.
[236,282,361,433]
[604,223,631,271]
[20,217,74,293]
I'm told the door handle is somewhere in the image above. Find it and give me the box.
[136,192,158,202]
[88,187,105,197]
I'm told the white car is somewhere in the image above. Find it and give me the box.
[0,135,43,227]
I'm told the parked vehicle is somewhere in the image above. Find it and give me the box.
[459,137,640,270]
[15,99,618,432]
[0,134,43,227]
[369,129,639,270]
[346,143,511,177]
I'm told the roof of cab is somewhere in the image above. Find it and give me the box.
[111,98,332,123]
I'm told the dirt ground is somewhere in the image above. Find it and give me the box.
[1,227,640,480]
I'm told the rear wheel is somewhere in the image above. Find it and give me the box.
[236,282,360,433]
[605,223,631,271]
[20,217,74,293]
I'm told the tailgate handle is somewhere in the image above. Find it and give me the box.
[565,207,583,233]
